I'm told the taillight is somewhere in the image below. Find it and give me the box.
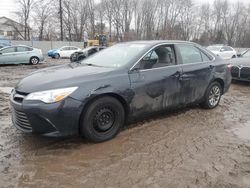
[227,64,232,71]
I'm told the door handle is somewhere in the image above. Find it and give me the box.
[171,71,182,79]
[209,65,215,69]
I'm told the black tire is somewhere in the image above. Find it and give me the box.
[201,81,222,109]
[30,57,39,65]
[232,55,236,58]
[77,55,86,61]
[54,53,60,59]
[80,96,125,142]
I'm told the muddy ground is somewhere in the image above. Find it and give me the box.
[0,59,250,188]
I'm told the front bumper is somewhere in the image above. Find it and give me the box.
[10,91,84,137]
[231,66,250,82]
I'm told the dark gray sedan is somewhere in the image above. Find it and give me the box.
[231,49,250,81]
[10,41,231,142]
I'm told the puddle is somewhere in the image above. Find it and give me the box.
[0,87,13,94]
[232,121,250,141]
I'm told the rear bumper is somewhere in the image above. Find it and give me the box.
[10,92,84,137]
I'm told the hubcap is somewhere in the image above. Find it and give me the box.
[93,107,115,132]
[208,85,221,107]
[31,58,38,64]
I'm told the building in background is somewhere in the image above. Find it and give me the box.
[0,16,30,40]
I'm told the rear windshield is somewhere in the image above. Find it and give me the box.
[207,46,221,51]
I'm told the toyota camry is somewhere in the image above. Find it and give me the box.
[10,41,232,142]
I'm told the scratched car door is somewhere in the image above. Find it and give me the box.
[176,44,214,105]
[128,44,182,117]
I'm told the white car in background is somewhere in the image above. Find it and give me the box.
[207,45,237,60]
[48,46,81,59]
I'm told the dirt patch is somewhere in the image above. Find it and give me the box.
[0,60,250,187]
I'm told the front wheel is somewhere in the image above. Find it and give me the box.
[54,53,60,59]
[80,96,125,142]
[201,82,222,109]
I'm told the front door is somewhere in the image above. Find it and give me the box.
[128,44,182,117]
[0,47,17,64]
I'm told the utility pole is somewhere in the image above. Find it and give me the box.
[59,0,63,41]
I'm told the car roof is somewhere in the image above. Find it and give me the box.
[3,45,32,48]
[123,40,196,45]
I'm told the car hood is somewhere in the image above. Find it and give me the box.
[15,63,115,93]
[229,57,250,66]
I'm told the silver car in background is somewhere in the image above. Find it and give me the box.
[0,45,44,65]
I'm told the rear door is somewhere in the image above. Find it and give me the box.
[176,44,214,105]
[0,47,17,64]
[15,46,33,63]
[129,44,182,117]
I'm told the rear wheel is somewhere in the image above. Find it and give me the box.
[80,96,125,142]
[30,57,39,65]
[201,82,222,109]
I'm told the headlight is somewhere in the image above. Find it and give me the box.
[25,87,78,103]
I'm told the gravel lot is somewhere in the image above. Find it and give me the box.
[0,59,250,188]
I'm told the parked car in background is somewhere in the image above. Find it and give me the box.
[207,45,237,60]
[48,46,81,59]
[10,41,231,142]
[0,38,11,49]
[0,45,44,65]
[230,49,250,82]
[70,46,106,62]
[0,42,10,49]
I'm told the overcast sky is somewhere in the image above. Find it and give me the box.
[0,0,249,19]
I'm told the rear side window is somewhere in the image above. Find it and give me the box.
[17,47,29,52]
[200,51,212,62]
[221,46,233,51]
[178,45,202,64]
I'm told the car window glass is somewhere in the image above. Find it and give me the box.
[242,50,250,58]
[200,51,211,61]
[178,45,202,64]
[139,45,176,69]
[61,47,69,51]
[1,47,15,53]
[17,47,29,52]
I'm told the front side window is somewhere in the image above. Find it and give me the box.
[138,45,176,70]
[61,47,69,51]
[1,47,15,53]
[178,45,202,64]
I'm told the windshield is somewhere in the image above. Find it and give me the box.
[207,46,222,51]
[242,50,250,58]
[80,43,148,68]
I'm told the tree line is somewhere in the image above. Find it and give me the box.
[15,0,250,47]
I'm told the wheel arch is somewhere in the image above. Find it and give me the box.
[211,78,225,94]
[79,93,130,133]
[29,56,39,64]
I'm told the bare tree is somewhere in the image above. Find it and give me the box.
[15,0,35,40]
